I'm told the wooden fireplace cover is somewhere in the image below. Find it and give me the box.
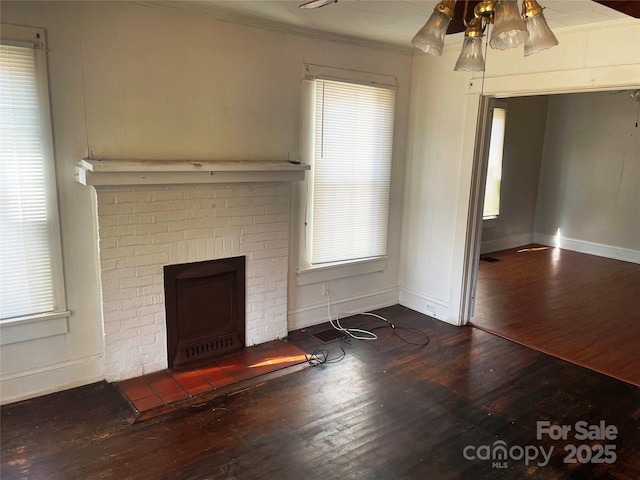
[164,256,245,368]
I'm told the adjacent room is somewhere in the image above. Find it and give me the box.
[472,90,640,386]
[1,1,638,478]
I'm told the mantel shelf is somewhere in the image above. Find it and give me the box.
[75,159,310,186]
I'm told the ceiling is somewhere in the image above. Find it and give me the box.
[182,0,632,49]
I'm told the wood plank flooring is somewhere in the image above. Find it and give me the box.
[2,305,639,479]
[472,246,640,386]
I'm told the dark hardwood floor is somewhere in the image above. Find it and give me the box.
[2,305,639,479]
[472,246,640,386]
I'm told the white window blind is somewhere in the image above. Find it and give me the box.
[311,79,395,265]
[0,43,58,320]
[483,106,506,219]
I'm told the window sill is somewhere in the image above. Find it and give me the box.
[297,257,387,286]
[483,216,498,228]
[0,310,70,346]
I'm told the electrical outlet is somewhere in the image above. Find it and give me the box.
[425,303,436,316]
[322,283,329,296]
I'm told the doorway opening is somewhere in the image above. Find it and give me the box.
[462,89,640,386]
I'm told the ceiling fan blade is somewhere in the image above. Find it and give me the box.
[299,0,338,9]
[446,1,482,35]
[593,1,640,18]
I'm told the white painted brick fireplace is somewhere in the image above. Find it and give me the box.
[96,183,290,381]
[76,161,308,381]
[94,182,292,381]
[76,159,308,382]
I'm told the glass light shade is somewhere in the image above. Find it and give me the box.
[524,12,558,56]
[454,37,485,72]
[411,10,452,56]
[490,0,527,50]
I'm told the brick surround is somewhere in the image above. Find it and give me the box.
[96,183,290,381]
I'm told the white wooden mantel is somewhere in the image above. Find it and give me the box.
[75,159,310,186]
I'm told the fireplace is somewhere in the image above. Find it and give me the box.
[164,256,245,368]
[77,158,308,382]
[93,182,295,381]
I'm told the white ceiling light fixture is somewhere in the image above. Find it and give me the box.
[412,0,558,72]
[522,0,559,56]
[454,16,485,71]
[411,0,456,55]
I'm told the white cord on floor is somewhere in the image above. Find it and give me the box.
[326,289,395,341]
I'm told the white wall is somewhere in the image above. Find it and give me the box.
[0,1,412,403]
[1,2,105,404]
[481,96,549,254]
[398,49,471,321]
[533,91,640,260]
[401,19,640,325]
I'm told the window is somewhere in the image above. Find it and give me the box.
[304,76,395,266]
[0,26,66,324]
[483,105,507,219]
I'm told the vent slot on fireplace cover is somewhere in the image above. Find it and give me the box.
[164,256,245,368]
[184,335,235,360]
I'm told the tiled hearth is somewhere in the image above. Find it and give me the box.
[117,340,308,419]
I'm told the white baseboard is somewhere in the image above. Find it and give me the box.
[287,287,399,331]
[481,233,534,254]
[398,287,458,326]
[1,354,104,405]
[533,233,640,264]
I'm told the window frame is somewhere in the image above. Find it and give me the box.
[0,24,69,344]
[482,102,508,222]
[296,64,396,283]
